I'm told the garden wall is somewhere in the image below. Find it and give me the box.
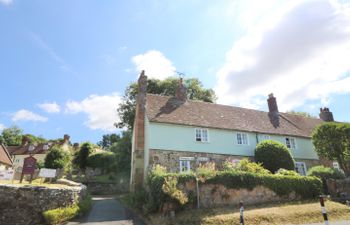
[0,183,87,225]
[86,181,129,195]
[179,181,298,207]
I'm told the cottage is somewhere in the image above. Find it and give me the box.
[130,71,334,191]
[0,144,13,170]
[8,134,71,169]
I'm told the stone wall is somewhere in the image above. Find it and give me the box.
[0,183,87,225]
[86,181,129,195]
[149,149,323,174]
[178,180,299,208]
[149,149,252,173]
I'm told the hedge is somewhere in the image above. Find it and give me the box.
[146,171,322,212]
[43,194,92,225]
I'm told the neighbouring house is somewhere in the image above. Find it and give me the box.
[0,143,13,170]
[130,71,336,191]
[7,134,71,169]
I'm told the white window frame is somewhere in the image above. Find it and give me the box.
[261,135,271,141]
[236,132,249,145]
[195,128,209,142]
[285,137,297,150]
[179,160,191,173]
[295,162,307,176]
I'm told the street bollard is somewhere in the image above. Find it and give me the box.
[319,195,329,225]
[239,201,244,225]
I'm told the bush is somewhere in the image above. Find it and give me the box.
[44,146,71,170]
[276,168,300,176]
[87,152,116,173]
[235,158,271,175]
[75,142,94,171]
[307,166,345,180]
[255,140,295,173]
[43,194,92,225]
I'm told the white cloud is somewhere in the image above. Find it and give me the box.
[0,0,13,6]
[0,123,6,131]
[12,110,48,122]
[215,0,350,111]
[132,50,176,79]
[37,102,61,113]
[65,93,121,131]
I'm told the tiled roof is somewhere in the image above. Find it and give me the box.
[8,142,56,155]
[146,94,324,138]
[0,144,13,166]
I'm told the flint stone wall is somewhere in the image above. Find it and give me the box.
[0,183,87,225]
[178,181,299,208]
[86,181,129,195]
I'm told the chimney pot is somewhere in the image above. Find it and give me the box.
[21,136,29,146]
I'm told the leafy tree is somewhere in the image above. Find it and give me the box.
[255,140,295,173]
[286,111,316,118]
[97,134,120,149]
[109,131,132,173]
[312,122,350,176]
[25,134,47,144]
[0,125,23,146]
[74,142,94,171]
[116,77,217,129]
[44,146,70,170]
[87,152,116,173]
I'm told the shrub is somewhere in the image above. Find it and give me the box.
[255,140,295,173]
[307,166,345,180]
[162,176,188,205]
[276,168,300,176]
[43,194,92,225]
[87,152,116,173]
[75,142,94,171]
[235,158,271,175]
[44,146,71,170]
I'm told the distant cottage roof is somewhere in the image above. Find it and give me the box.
[146,94,324,138]
[0,144,13,166]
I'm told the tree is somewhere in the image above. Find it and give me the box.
[116,77,217,129]
[312,122,350,176]
[109,131,132,173]
[44,146,70,170]
[0,126,23,146]
[286,111,316,118]
[97,134,120,149]
[255,140,295,173]
[75,142,94,171]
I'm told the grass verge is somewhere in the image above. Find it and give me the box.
[148,200,350,225]
[0,179,69,188]
[42,193,92,225]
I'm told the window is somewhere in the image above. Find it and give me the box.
[237,133,249,145]
[285,137,296,149]
[261,135,270,141]
[179,160,191,173]
[195,128,209,142]
[295,162,307,176]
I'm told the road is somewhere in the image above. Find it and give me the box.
[67,196,147,225]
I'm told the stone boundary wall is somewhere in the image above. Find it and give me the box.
[178,180,299,208]
[0,183,87,225]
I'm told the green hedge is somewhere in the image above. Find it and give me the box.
[146,171,322,212]
[43,194,92,225]
[307,166,345,180]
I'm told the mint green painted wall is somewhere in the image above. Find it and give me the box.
[148,122,319,160]
[144,116,150,177]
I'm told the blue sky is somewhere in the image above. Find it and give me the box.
[0,0,350,144]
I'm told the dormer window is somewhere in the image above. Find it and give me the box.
[195,128,209,142]
[28,145,35,152]
[43,144,49,150]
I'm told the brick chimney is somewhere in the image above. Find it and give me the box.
[175,78,187,102]
[21,135,29,146]
[63,134,70,143]
[319,107,334,122]
[267,93,280,127]
[130,70,147,192]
